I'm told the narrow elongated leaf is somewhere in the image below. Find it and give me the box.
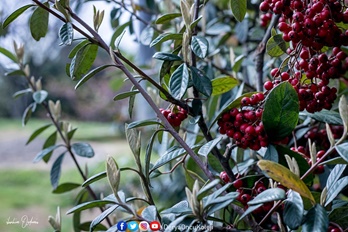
[325,176,348,206]
[71,143,94,158]
[190,66,212,97]
[82,171,106,187]
[248,188,286,205]
[50,153,66,189]
[169,63,189,99]
[153,52,182,61]
[257,160,315,203]
[33,145,63,163]
[0,47,18,63]
[59,22,74,46]
[106,156,120,197]
[113,90,140,101]
[283,191,303,230]
[262,82,299,140]
[3,4,35,29]
[326,164,347,194]
[164,215,189,232]
[267,34,287,57]
[205,183,232,206]
[198,137,222,157]
[302,204,328,232]
[22,103,35,126]
[145,129,164,185]
[90,205,118,231]
[70,43,98,80]
[125,125,141,168]
[206,193,238,215]
[30,4,49,41]
[230,0,247,22]
[75,64,114,89]
[66,200,116,214]
[42,131,57,162]
[68,40,89,59]
[232,55,245,72]
[26,124,52,145]
[336,143,348,162]
[239,204,263,221]
[127,119,162,129]
[211,76,238,96]
[13,88,32,99]
[264,144,279,162]
[110,22,130,49]
[151,146,187,171]
[150,33,182,47]
[6,69,26,77]
[301,110,343,125]
[191,36,209,59]
[155,13,182,24]
[52,183,80,194]
[197,179,221,200]
[33,90,48,104]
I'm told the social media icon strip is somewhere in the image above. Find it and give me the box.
[127,221,139,231]
[139,221,149,231]
[116,221,128,231]
[149,221,161,231]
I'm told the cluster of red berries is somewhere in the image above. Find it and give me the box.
[217,93,268,150]
[260,12,273,27]
[160,106,188,127]
[305,125,343,150]
[290,146,326,174]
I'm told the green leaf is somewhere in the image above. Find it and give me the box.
[70,43,98,81]
[140,26,154,46]
[50,153,66,189]
[191,36,209,59]
[59,22,74,46]
[257,160,315,203]
[262,82,299,140]
[326,164,347,194]
[169,63,189,99]
[6,69,26,77]
[264,144,279,162]
[329,206,348,229]
[211,76,239,96]
[230,0,247,22]
[3,4,35,29]
[13,88,32,99]
[145,130,164,185]
[110,21,130,49]
[68,40,89,59]
[302,204,328,232]
[283,191,304,230]
[22,103,35,126]
[239,203,263,221]
[0,47,18,63]
[30,4,49,41]
[336,143,348,163]
[164,215,189,232]
[206,192,239,215]
[33,145,63,163]
[153,52,182,61]
[106,156,120,197]
[150,33,183,47]
[197,179,221,200]
[66,200,116,214]
[26,124,52,145]
[300,110,343,125]
[155,13,182,24]
[232,55,245,72]
[42,131,58,163]
[90,205,118,231]
[142,205,157,221]
[75,64,114,89]
[248,188,286,205]
[113,90,140,101]
[82,171,106,187]
[325,176,348,206]
[71,143,94,158]
[151,146,187,171]
[205,183,233,206]
[52,182,80,194]
[127,119,162,129]
[190,66,212,97]
[266,34,287,57]
[125,124,141,168]
[198,137,222,157]
[33,90,48,104]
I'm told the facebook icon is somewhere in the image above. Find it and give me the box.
[117,221,128,231]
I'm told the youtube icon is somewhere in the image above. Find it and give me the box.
[149,221,161,231]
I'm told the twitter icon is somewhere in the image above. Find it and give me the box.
[128,221,139,231]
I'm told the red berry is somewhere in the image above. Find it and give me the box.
[264,81,274,91]
[220,171,231,183]
[233,179,244,189]
[240,194,251,205]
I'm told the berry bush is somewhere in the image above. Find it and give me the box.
[1,0,348,231]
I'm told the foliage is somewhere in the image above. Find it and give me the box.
[1,0,348,231]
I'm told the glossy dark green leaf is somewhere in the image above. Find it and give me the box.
[42,131,57,163]
[127,119,162,129]
[211,76,239,96]
[230,0,247,22]
[325,176,348,206]
[110,22,130,49]
[68,40,89,59]
[70,43,98,80]
[153,52,182,61]
[75,64,114,89]
[206,192,239,215]
[239,203,263,221]
[113,90,140,101]
[329,206,348,229]
[155,13,182,24]
[52,183,81,194]
[59,22,74,46]
[283,191,303,230]
[262,82,299,140]
[26,124,52,145]
[336,143,348,162]
[90,205,118,231]
[190,66,212,97]
[267,34,287,57]
[301,110,343,125]
[198,137,222,157]
[33,90,48,104]
[326,164,347,194]
[151,146,187,171]
[0,47,18,63]
[71,143,94,158]
[248,188,285,205]
[191,36,209,59]
[82,171,106,187]
[3,4,35,29]
[30,4,49,41]
[66,200,116,214]
[169,63,189,99]
[67,128,78,141]
[302,204,328,232]
[50,153,66,189]
[150,33,183,47]
[232,55,245,72]
[145,130,164,186]
[197,179,221,200]
[33,145,62,163]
